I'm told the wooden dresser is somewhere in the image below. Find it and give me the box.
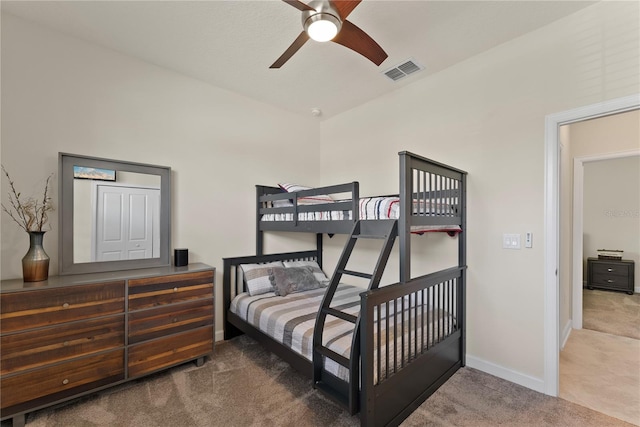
[0,263,214,427]
[586,257,635,295]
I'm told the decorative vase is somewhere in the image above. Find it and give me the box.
[22,231,50,282]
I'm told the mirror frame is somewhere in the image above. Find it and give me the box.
[59,153,171,275]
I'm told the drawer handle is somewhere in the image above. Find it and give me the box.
[172,317,178,323]
[63,341,69,346]
[607,268,614,272]
[62,302,70,309]
[173,287,178,292]
[62,379,69,385]
[607,279,615,283]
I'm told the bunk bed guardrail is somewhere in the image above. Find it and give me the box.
[360,265,466,426]
[256,182,359,244]
[398,151,466,282]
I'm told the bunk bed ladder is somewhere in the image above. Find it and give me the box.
[312,219,398,414]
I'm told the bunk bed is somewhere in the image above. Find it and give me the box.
[223,151,467,426]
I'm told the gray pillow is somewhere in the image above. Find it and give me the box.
[282,260,330,285]
[269,266,325,296]
[240,262,283,296]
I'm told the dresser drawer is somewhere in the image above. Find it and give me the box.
[128,327,213,378]
[129,299,213,344]
[128,271,214,310]
[0,281,125,333]
[0,349,124,410]
[1,315,124,376]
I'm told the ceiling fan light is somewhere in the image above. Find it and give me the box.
[304,13,341,42]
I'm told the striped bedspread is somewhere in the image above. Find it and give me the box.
[230,284,455,383]
[231,285,359,380]
[261,196,461,233]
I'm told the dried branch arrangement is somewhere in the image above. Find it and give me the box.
[1,165,54,232]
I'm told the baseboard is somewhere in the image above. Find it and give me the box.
[216,330,547,393]
[561,320,572,350]
[466,355,545,394]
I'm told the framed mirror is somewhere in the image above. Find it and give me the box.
[59,153,171,275]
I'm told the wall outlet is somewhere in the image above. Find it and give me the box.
[503,234,521,249]
[525,232,533,248]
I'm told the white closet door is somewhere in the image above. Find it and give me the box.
[95,185,160,261]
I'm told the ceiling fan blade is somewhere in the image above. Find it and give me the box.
[330,0,361,20]
[270,31,310,69]
[283,0,315,12]
[332,20,387,66]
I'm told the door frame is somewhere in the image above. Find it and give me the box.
[543,93,640,396]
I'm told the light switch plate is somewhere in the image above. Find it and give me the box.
[503,234,521,249]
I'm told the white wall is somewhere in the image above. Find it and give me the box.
[0,14,320,338]
[583,156,640,281]
[571,110,640,158]
[319,1,640,388]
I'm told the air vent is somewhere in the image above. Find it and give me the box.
[382,59,424,82]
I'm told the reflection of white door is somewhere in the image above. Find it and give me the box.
[94,185,160,261]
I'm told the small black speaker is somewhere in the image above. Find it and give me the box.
[174,248,188,267]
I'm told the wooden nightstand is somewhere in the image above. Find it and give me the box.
[586,257,634,295]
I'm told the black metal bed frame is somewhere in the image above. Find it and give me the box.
[223,151,467,426]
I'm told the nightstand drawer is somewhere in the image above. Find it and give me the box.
[591,273,629,289]
[128,299,213,344]
[128,327,213,378]
[1,315,125,376]
[591,262,628,277]
[128,271,214,310]
[0,281,125,333]
[0,349,124,410]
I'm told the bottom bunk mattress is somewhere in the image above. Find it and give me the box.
[230,284,457,384]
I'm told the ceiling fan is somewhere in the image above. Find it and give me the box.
[270,0,388,69]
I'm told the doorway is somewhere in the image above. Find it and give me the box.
[571,148,640,331]
[543,94,640,397]
[545,95,640,424]
[558,112,639,424]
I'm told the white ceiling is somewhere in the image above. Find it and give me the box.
[2,0,596,119]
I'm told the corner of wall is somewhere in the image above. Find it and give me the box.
[465,354,545,394]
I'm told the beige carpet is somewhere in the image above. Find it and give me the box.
[3,335,634,427]
[583,289,640,340]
